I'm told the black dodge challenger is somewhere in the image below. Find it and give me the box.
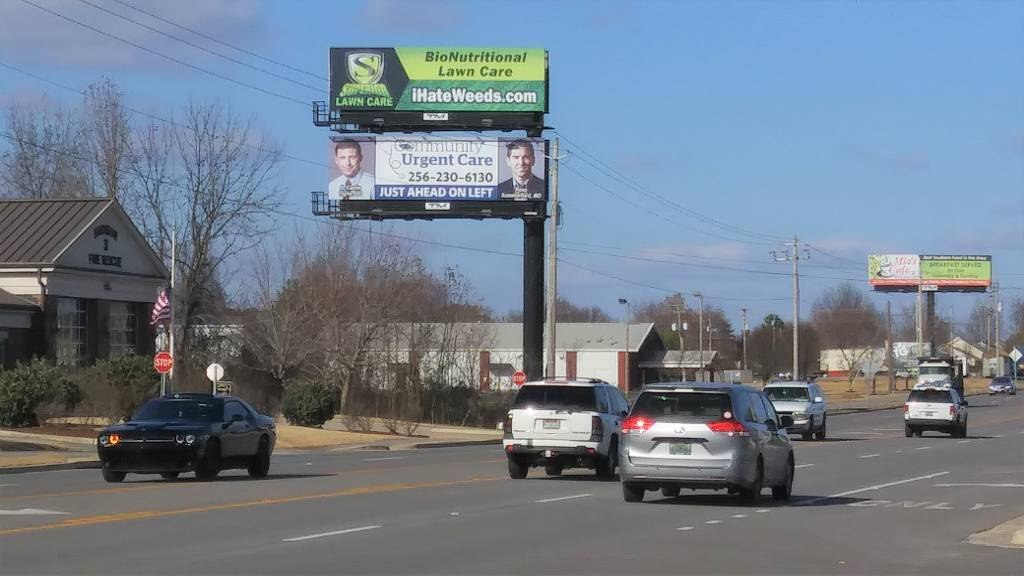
[97,393,276,482]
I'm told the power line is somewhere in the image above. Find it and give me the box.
[17,0,310,107]
[72,0,324,93]
[109,0,326,82]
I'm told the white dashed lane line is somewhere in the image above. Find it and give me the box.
[915,446,931,450]
[795,464,815,469]
[283,525,382,543]
[934,483,1024,488]
[705,520,721,525]
[535,494,591,504]
[677,526,694,531]
[958,440,972,444]
[859,454,880,459]
[731,514,748,518]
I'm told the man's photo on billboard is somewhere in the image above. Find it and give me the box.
[328,138,375,200]
[496,139,545,200]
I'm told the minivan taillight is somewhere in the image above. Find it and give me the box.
[707,419,749,436]
[502,413,512,437]
[903,404,909,414]
[621,416,654,434]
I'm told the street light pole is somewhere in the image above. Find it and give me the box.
[741,307,748,372]
[618,298,630,393]
[693,292,704,380]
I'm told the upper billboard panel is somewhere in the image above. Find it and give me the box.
[868,254,920,287]
[868,254,991,292]
[328,137,547,202]
[330,48,547,114]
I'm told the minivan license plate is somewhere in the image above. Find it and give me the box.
[543,419,560,430]
[670,443,691,456]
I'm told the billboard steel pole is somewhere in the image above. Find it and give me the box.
[545,138,559,378]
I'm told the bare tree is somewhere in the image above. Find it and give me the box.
[1007,297,1024,352]
[124,101,284,386]
[964,298,992,350]
[0,99,92,198]
[83,79,131,199]
[812,283,882,391]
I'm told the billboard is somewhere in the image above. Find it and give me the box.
[317,137,548,220]
[868,254,991,292]
[330,48,547,114]
[868,254,920,287]
[920,255,992,288]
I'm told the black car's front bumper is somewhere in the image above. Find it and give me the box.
[98,442,208,473]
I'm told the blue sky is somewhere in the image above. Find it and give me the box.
[1,0,1021,330]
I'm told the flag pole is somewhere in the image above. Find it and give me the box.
[168,222,176,393]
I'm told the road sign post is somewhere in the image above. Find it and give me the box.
[1010,348,1022,382]
[206,363,225,395]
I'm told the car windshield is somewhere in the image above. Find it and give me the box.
[764,387,810,401]
[908,389,952,403]
[630,392,732,421]
[992,377,1010,384]
[132,399,220,422]
[919,366,951,376]
[512,385,597,411]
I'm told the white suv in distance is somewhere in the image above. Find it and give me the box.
[502,378,628,479]
[763,381,827,441]
[904,380,968,438]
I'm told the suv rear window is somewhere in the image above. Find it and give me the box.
[512,386,598,411]
[908,389,953,403]
[630,391,732,421]
[764,387,810,401]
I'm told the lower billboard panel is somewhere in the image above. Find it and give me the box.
[311,193,546,220]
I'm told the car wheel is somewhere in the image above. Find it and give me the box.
[905,424,914,438]
[661,486,680,498]
[247,436,271,478]
[507,458,528,480]
[914,430,923,438]
[740,459,764,504]
[596,438,617,480]
[622,482,645,503]
[195,440,221,481]
[102,469,126,483]
[802,417,814,441]
[544,463,563,477]
[814,415,827,441]
[959,423,968,438]
[160,472,179,480]
[772,457,794,501]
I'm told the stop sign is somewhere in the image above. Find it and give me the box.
[153,352,174,374]
[512,370,527,386]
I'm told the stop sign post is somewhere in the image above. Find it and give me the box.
[513,370,527,386]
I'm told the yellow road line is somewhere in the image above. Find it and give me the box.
[0,476,503,537]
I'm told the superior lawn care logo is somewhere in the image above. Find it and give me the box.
[336,52,394,108]
[329,47,547,113]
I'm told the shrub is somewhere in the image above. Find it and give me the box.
[94,356,160,422]
[0,359,80,427]
[282,381,336,427]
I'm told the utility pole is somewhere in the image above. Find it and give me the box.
[672,301,686,381]
[618,298,630,393]
[773,236,808,380]
[693,292,704,380]
[994,283,1002,376]
[886,301,895,393]
[740,308,749,372]
[544,138,560,378]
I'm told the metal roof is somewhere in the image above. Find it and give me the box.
[0,198,111,265]
[637,350,718,369]
[472,322,657,352]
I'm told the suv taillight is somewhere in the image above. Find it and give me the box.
[903,404,909,413]
[949,405,956,416]
[621,416,654,434]
[502,413,512,437]
[590,415,604,440]
[708,419,749,436]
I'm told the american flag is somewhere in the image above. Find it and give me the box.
[150,288,171,326]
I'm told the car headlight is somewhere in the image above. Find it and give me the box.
[98,435,108,446]
[791,411,806,417]
[175,434,185,445]
[185,434,196,445]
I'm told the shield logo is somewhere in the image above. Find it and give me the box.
[347,52,384,85]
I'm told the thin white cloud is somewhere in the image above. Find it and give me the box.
[0,0,266,70]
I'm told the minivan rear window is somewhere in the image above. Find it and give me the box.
[630,392,733,421]
[908,389,952,403]
[512,386,597,411]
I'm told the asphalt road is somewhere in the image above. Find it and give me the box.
[2,395,1023,575]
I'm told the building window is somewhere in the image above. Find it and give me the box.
[109,302,137,358]
[56,297,88,365]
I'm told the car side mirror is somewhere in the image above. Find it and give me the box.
[619,410,629,417]
[813,397,823,404]
[779,415,794,428]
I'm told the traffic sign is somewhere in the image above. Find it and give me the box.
[1010,348,1023,363]
[512,370,527,386]
[206,363,225,383]
[153,352,173,375]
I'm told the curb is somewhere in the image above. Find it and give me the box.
[0,459,100,475]
[413,439,502,449]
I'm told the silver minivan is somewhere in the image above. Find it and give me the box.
[619,382,795,504]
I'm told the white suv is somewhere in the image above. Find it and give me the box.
[904,381,968,438]
[502,378,628,479]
